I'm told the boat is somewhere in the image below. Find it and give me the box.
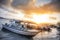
[3,21,39,36]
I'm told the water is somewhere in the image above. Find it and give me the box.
[0,28,32,40]
[0,28,60,40]
[33,28,60,40]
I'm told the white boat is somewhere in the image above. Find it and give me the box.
[3,24,39,36]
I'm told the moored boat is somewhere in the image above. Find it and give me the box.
[3,21,39,36]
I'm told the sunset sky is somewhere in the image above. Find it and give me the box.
[0,0,60,24]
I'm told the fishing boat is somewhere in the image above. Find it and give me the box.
[3,20,39,36]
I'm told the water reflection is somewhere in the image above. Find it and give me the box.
[33,28,59,40]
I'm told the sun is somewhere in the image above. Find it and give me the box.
[31,14,50,24]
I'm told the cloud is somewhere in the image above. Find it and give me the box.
[0,0,7,4]
[12,0,60,13]
[11,0,29,7]
[0,0,60,14]
[51,0,60,12]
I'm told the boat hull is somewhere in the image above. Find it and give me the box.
[3,26,38,36]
